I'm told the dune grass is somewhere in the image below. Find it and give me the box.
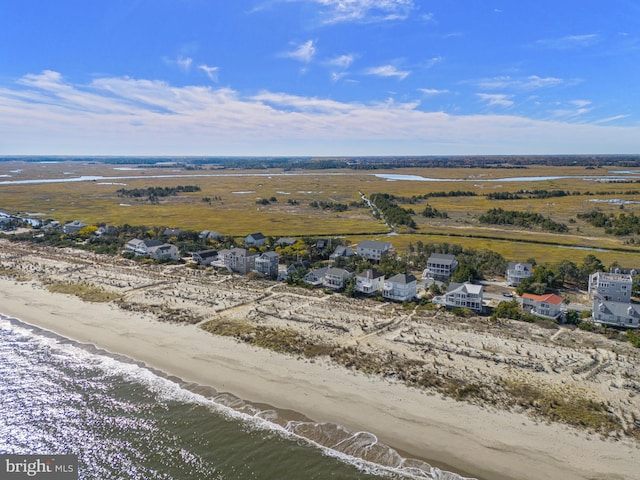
[45,281,120,303]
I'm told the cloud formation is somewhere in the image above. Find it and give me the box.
[306,0,415,24]
[283,40,317,63]
[365,65,410,80]
[1,70,639,156]
[476,93,514,107]
[474,75,564,90]
[536,34,600,49]
[198,64,219,82]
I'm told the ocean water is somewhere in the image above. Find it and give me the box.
[0,316,471,480]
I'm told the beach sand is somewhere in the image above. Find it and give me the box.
[1,242,639,480]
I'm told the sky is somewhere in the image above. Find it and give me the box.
[1,0,640,156]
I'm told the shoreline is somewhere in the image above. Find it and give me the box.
[2,276,639,480]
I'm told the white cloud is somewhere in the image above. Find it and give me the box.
[327,54,354,68]
[474,75,564,90]
[570,99,591,108]
[536,34,600,49]
[198,64,219,82]
[424,56,443,68]
[2,70,639,156]
[309,0,415,24]
[476,93,514,107]
[594,114,631,124]
[418,88,448,96]
[163,55,193,72]
[365,65,410,80]
[283,40,316,63]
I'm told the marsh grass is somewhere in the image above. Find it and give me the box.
[45,281,120,302]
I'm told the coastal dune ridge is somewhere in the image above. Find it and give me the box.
[1,240,639,480]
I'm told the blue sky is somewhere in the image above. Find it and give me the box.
[1,0,639,156]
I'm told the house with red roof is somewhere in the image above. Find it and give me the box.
[521,293,564,320]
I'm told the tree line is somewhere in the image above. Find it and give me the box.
[479,208,568,233]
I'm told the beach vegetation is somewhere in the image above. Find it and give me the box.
[502,379,621,434]
[45,281,120,302]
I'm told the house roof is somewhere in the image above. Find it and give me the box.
[260,251,279,258]
[591,271,633,283]
[305,266,329,280]
[357,240,392,250]
[193,249,218,258]
[428,253,457,264]
[522,293,564,305]
[275,237,297,245]
[594,299,640,317]
[447,282,483,294]
[325,267,352,277]
[357,269,384,280]
[246,232,265,240]
[163,228,184,236]
[331,245,355,257]
[386,273,417,284]
[507,261,532,270]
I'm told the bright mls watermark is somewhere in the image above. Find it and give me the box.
[0,455,77,479]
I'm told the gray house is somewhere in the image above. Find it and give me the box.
[219,248,258,274]
[423,253,458,281]
[322,268,354,290]
[383,274,417,302]
[62,220,89,234]
[506,262,533,286]
[592,299,640,328]
[329,245,356,262]
[304,267,329,286]
[356,240,393,261]
[355,269,385,295]
[254,251,279,279]
[192,249,218,266]
[147,244,180,261]
[245,232,266,247]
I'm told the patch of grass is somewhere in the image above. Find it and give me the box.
[45,281,120,302]
[502,379,621,435]
[0,267,31,282]
[200,319,335,357]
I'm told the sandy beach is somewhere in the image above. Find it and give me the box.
[1,240,639,480]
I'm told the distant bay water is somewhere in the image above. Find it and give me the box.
[0,315,472,480]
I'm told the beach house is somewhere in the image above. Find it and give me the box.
[254,251,279,279]
[588,271,632,302]
[355,269,385,295]
[219,248,258,275]
[147,243,180,262]
[322,268,353,290]
[521,293,564,320]
[592,299,640,328]
[356,240,393,261]
[62,220,89,234]
[329,245,356,263]
[303,267,329,286]
[383,274,417,302]
[506,262,533,286]
[245,232,266,247]
[423,253,458,281]
[125,239,163,256]
[192,249,218,266]
[444,282,483,312]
